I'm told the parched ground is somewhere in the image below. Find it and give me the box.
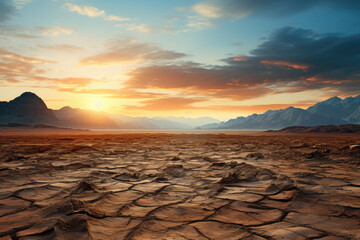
[0,133,360,240]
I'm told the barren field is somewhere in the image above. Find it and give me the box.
[0,133,360,239]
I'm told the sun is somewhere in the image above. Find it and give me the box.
[91,99,105,111]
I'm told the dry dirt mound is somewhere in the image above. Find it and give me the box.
[271,124,360,133]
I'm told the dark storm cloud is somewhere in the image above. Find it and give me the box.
[0,0,16,22]
[245,26,360,82]
[193,0,360,18]
[125,27,360,100]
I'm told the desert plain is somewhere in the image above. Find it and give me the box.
[0,132,360,239]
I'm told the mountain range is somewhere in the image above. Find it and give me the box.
[200,96,360,130]
[0,92,219,129]
[1,92,360,130]
[110,115,220,129]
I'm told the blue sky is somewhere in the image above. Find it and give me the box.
[1,0,359,120]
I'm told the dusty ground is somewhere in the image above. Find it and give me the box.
[0,133,360,240]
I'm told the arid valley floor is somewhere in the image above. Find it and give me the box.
[0,132,360,239]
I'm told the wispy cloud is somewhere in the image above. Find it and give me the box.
[37,26,74,36]
[126,24,152,33]
[123,97,205,111]
[37,44,84,52]
[0,48,56,64]
[64,3,105,17]
[0,25,38,39]
[32,76,95,87]
[187,16,215,30]
[64,3,130,21]
[192,2,223,18]
[79,40,186,66]
[0,48,97,88]
[161,26,189,34]
[14,0,32,9]
[57,88,164,99]
[105,15,131,22]
[0,48,56,83]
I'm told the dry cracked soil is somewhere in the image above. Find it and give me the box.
[0,133,360,239]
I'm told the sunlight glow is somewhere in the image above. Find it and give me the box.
[91,98,105,111]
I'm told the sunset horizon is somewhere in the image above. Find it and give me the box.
[1,0,359,121]
[1,90,359,122]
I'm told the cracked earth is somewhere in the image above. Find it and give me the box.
[0,133,360,239]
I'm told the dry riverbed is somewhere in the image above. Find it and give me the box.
[0,133,360,239]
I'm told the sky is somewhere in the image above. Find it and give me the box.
[0,0,359,120]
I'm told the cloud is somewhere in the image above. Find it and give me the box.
[37,44,84,52]
[105,15,131,22]
[125,64,273,100]
[126,24,152,33]
[57,88,163,99]
[186,16,215,30]
[192,2,222,18]
[37,26,74,36]
[30,76,95,87]
[124,27,360,100]
[0,48,95,87]
[0,49,55,64]
[126,64,234,90]
[0,0,16,22]
[64,3,105,17]
[123,97,204,111]
[14,0,32,9]
[0,25,38,39]
[161,26,189,34]
[246,26,360,84]
[56,78,93,86]
[192,0,360,19]
[79,40,187,66]
[0,48,56,83]
[209,88,273,101]
[64,3,130,21]
[260,60,309,70]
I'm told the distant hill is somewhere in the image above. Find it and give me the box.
[0,93,117,129]
[110,115,220,129]
[200,95,360,130]
[270,124,360,133]
[155,116,220,128]
[0,92,58,125]
[0,123,88,132]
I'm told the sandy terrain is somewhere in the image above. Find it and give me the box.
[0,133,360,239]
